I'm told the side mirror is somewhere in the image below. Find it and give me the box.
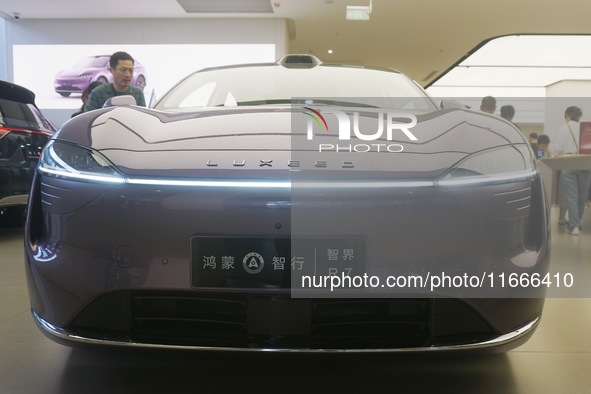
[103,95,137,108]
[439,99,469,110]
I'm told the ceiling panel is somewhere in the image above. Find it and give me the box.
[3,0,591,88]
[428,35,591,97]
[177,0,274,14]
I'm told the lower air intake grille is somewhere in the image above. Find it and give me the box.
[69,291,495,350]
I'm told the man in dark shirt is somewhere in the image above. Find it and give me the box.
[84,51,146,112]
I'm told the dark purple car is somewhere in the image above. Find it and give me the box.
[26,55,549,352]
[0,80,54,225]
[54,55,147,97]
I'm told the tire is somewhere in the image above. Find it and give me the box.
[58,92,71,97]
[96,76,108,85]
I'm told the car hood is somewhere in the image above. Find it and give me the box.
[55,106,528,179]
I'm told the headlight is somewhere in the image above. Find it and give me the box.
[437,144,536,187]
[39,141,125,184]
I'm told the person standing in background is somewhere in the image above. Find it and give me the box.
[554,106,591,235]
[480,96,496,114]
[500,104,521,130]
[84,51,146,112]
[500,105,515,121]
[529,132,538,144]
[535,134,551,159]
[71,81,101,117]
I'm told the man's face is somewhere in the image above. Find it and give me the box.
[110,59,134,91]
[539,143,549,152]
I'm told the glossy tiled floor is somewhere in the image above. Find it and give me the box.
[1,207,590,394]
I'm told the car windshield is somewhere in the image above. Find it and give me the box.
[155,64,437,112]
[73,56,108,68]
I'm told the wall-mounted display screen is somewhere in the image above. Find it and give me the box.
[13,44,275,110]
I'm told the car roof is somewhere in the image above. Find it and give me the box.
[197,54,402,75]
[0,80,36,105]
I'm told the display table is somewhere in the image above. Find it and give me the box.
[539,155,591,204]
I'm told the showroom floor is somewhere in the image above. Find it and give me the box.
[1,207,591,394]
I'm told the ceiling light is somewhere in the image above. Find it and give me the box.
[346,0,372,21]
[177,0,274,14]
[346,6,370,20]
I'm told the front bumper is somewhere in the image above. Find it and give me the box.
[32,308,540,353]
[25,168,549,351]
[54,77,89,94]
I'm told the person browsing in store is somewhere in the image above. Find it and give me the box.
[84,51,146,112]
[536,134,550,159]
[554,106,591,235]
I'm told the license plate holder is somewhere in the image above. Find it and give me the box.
[191,237,365,288]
